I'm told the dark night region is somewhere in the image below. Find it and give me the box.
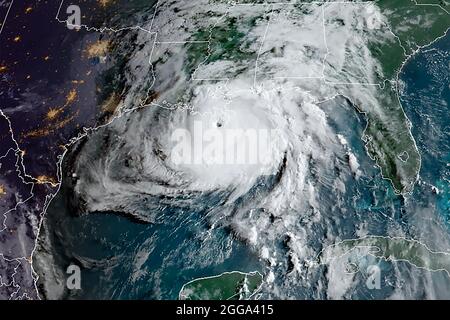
[0,0,449,302]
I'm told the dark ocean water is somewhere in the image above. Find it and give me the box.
[41,182,262,300]
[36,30,450,300]
[400,30,450,228]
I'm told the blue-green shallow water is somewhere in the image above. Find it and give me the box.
[42,100,404,300]
[45,187,262,300]
[36,30,450,300]
[400,30,450,227]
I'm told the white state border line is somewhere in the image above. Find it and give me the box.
[187,1,392,86]
[237,0,446,196]
[0,254,21,287]
[0,0,14,36]
[56,0,155,34]
[0,148,35,233]
[0,107,40,302]
[28,0,165,300]
[0,0,161,299]
[253,4,274,87]
[0,109,38,214]
[52,0,449,87]
[315,235,450,278]
[0,0,438,300]
[0,110,44,185]
[0,253,31,299]
[55,0,195,111]
[191,0,448,85]
[412,0,449,14]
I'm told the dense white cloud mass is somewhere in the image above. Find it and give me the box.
[44,1,449,299]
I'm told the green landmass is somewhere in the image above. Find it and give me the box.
[185,15,258,76]
[358,82,422,194]
[183,1,450,194]
[179,271,264,300]
[375,0,449,78]
[362,0,449,193]
[319,236,450,276]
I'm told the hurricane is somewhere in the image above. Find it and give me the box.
[33,0,450,300]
